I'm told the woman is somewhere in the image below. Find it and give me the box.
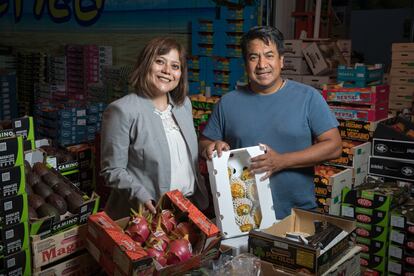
[100,37,209,219]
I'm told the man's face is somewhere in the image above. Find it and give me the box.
[245,39,284,94]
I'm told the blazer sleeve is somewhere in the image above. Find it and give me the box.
[100,102,153,206]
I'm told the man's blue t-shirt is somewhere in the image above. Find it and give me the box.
[202,80,338,219]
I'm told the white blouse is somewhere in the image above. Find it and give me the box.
[154,104,195,196]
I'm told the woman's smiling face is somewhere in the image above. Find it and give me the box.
[149,49,182,96]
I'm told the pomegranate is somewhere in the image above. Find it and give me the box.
[146,247,168,267]
[166,235,192,265]
[124,206,151,244]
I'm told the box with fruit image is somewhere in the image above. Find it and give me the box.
[314,165,353,216]
[206,146,276,239]
[24,149,99,237]
[86,190,221,275]
[360,253,386,274]
[0,248,31,276]
[325,140,371,168]
[356,236,388,256]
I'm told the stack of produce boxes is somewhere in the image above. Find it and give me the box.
[0,72,18,120]
[190,5,256,96]
[187,55,212,95]
[24,148,100,275]
[281,39,312,84]
[190,94,219,137]
[315,75,389,216]
[0,135,30,275]
[0,116,35,151]
[341,182,410,275]
[369,116,414,184]
[16,52,45,117]
[388,202,414,275]
[323,81,389,181]
[389,43,414,115]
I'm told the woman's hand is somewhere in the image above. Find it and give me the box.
[144,200,157,214]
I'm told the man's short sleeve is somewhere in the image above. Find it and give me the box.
[308,90,339,137]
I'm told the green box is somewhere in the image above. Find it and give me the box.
[0,165,26,199]
[0,194,28,227]
[0,136,24,169]
[0,248,31,276]
[0,221,29,257]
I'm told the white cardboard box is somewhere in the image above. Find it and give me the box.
[282,57,310,75]
[283,40,305,57]
[302,75,336,90]
[207,146,276,239]
[303,42,346,76]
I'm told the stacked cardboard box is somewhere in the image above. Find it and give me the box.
[0,136,31,276]
[369,116,414,183]
[341,183,410,275]
[388,203,414,275]
[0,72,18,120]
[389,43,414,114]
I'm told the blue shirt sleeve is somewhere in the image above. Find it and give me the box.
[308,90,339,137]
[202,99,224,141]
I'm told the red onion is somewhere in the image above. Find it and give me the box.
[166,236,192,265]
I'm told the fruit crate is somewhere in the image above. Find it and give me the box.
[337,64,384,87]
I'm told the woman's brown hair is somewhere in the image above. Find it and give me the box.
[129,37,188,105]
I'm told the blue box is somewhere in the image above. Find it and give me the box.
[220,6,257,21]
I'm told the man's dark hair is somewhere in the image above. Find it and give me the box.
[240,26,285,61]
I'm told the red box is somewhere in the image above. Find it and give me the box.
[330,102,388,122]
[323,85,389,105]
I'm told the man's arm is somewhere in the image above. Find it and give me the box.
[250,128,342,180]
[199,135,230,159]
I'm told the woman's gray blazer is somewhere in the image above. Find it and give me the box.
[100,93,209,220]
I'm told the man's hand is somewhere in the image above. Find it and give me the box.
[201,140,230,160]
[250,143,285,181]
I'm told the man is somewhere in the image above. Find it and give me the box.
[199,26,342,219]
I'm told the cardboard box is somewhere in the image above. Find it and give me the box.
[207,146,276,239]
[282,57,310,75]
[392,43,414,52]
[86,212,152,276]
[392,51,414,60]
[0,248,31,276]
[283,40,305,57]
[24,149,100,237]
[369,156,414,182]
[372,138,414,160]
[248,208,356,275]
[322,85,389,105]
[302,75,336,90]
[32,251,99,276]
[338,119,384,142]
[391,76,414,86]
[326,141,371,169]
[0,194,28,227]
[314,165,353,216]
[0,136,24,169]
[31,224,87,268]
[330,102,388,122]
[0,221,29,257]
[390,68,414,77]
[373,116,414,141]
[392,59,414,69]
[0,165,26,199]
[303,42,346,76]
[281,74,303,83]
